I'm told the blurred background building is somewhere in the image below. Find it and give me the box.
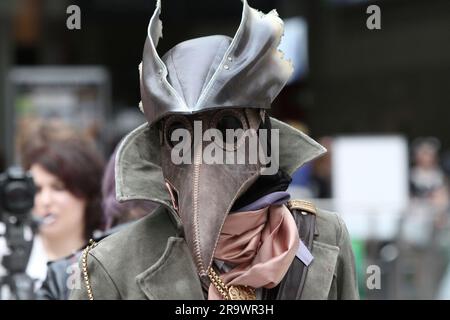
[1,0,450,299]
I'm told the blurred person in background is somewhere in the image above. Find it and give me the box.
[36,146,156,299]
[400,137,450,298]
[17,129,105,289]
[409,137,450,236]
[410,137,449,209]
[415,142,450,299]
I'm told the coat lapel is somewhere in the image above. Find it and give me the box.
[136,237,205,300]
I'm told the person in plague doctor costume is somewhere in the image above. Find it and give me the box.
[70,0,359,300]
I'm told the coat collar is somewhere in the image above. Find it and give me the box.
[115,117,326,225]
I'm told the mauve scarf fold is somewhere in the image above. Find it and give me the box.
[208,204,299,300]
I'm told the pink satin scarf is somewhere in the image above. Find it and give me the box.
[208,204,300,299]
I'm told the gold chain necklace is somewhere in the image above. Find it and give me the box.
[82,239,97,300]
[207,267,256,300]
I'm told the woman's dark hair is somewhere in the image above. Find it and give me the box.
[22,136,105,241]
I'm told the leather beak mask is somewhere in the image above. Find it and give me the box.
[160,108,267,276]
[138,0,294,277]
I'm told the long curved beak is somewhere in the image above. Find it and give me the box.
[169,162,260,277]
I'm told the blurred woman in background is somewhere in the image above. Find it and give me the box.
[20,126,105,286]
[37,145,156,299]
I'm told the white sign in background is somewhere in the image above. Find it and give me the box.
[332,136,409,240]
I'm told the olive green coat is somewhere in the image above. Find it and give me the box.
[69,119,359,300]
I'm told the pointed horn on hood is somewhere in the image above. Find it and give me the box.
[139,0,189,124]
[194,0,294,111]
